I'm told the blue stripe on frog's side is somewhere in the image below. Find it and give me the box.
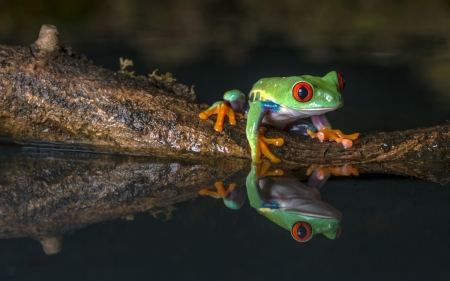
[262,199,281,209]
[259,100,280,113]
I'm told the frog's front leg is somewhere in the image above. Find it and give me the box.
[257,128,284,163]
[198,90,246,132]
[246,161,284,209]
[307,115,359,148]
[247,101,284,163]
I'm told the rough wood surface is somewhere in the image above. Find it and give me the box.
[0,25,449,165]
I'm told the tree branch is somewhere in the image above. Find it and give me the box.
[0,25,449,166]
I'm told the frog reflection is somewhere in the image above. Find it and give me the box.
[200,163,358,242]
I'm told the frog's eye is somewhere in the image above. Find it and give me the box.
[292,82,313,102]
[337,72,346,91]
[291,221,312,242]
[336,226,342,238]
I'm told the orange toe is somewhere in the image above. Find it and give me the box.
[308,127,359,148]
[257,128,283,163]
[198,102,244,132]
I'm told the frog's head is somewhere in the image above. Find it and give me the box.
[259,209,342,242]
[281,71,345,113]
[289,216,342,242]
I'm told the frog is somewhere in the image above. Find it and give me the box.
[246,162,343,241]
[200,162,347,242]
[199,71,359,163]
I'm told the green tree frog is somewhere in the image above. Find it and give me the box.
[200,162,350,242]
[199,71,359,162]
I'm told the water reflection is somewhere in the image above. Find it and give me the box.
[0,144,447,258]
[0,146,245,255]
[200,162,359,242]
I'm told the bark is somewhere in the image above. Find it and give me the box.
[0,25,448,165]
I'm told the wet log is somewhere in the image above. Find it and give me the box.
[0,25,449,165]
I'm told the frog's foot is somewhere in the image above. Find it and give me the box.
[257,161,284,178]
[307,127,359,148]
[331,164,359,177]
[257,127,284,163]
[199,181,236,198]
[307,164,359,180]
[199,102,245,132]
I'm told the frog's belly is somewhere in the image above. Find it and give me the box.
[262,107,333,129]
[259,177,342,219]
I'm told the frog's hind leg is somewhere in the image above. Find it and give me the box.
[307,115,359,148]
[199,181,245,210]
[199,181,236,198]
[285,119,317,136]
[223,90,247,114]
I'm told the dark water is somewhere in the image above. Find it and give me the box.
[0,182,449,280]
[1,1,450,280]
[0,146,449,281]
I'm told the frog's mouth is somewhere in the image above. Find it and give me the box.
[283,104,343,117]
[300,103,343,111]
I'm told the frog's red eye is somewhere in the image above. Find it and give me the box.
[291,221,312,242]
[292,82,313,102]
[336,225,342,238]
[337,72,345,91]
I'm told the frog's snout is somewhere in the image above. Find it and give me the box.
[324,92,344,108]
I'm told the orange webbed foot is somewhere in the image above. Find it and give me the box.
[199,181,236,198]
[199,102,245,132]
[307,127,359,148]
[257,161,284,178]
[307,164,359,180]
[257,127,284,163]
